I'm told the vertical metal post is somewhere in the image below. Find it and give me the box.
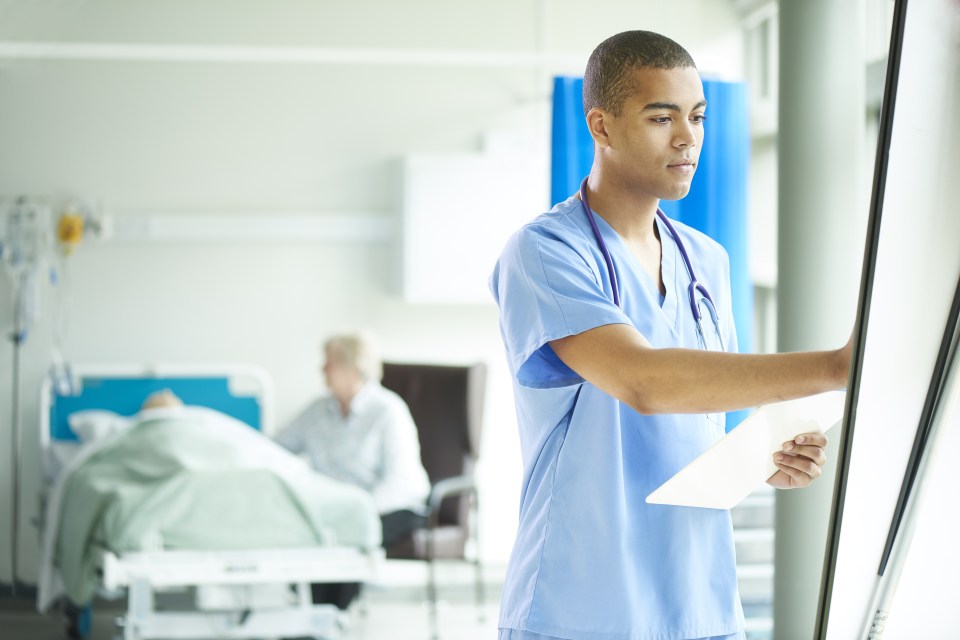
[777,0,866,636]
[8,273,25,597]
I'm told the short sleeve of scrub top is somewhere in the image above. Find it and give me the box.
[489,196,745,640]
[490,201,634,390]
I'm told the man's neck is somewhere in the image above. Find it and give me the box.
[583,169,666,296]
[583,171,660,243]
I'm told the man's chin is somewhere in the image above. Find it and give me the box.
[660,185,693,202]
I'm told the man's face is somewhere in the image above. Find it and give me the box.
[599,65,706,202]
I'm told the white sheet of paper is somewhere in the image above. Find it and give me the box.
[645,391,846,510]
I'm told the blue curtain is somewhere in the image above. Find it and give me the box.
[551,76,752,431]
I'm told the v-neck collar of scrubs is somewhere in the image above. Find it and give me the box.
[655,216,683,333]
[586,207,681,334]
[654,213,680,331]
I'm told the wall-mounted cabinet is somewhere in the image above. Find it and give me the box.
[400,149,548,304]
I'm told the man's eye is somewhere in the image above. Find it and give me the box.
[652,117,671,124]
[692,114,708,124]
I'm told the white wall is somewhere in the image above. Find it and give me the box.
[0,0,743,584]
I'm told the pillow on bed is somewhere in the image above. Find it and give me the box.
[67,410,132,444]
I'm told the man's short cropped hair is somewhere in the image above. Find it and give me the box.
[583,30,697,116]
[325,332,383,382]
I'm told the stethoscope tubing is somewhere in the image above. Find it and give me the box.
[578,177,722,347]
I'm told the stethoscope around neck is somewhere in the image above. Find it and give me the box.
[579,177,724,351]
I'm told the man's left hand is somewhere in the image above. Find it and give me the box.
[766,432,828,489]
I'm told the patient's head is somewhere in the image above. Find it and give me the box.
[322,332,382,407]
[141,389,184,411]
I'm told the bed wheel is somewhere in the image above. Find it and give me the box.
[65,603,92,639]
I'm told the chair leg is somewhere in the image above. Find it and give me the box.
[427,556,439,640]
[426,529,439,640]
[474,556,486,623]
[356,586,369,618]
[472,491,485,622]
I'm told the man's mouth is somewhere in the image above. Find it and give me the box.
[667,160,696,173]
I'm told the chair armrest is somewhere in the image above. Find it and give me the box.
[426,474,477,525]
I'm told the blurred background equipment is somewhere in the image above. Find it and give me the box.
[1,197,52,597]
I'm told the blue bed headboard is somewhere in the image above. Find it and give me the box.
[49,375,264,443]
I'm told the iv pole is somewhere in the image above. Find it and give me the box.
[2,197,85,596]
[8,272,26,597]
[2,198,50,597]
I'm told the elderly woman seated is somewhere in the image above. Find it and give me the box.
[276,332,432,609]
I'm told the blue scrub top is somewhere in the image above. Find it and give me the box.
[490,195,744,640]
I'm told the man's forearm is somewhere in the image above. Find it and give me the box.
[628,348,847,415]
[550,323,851,415]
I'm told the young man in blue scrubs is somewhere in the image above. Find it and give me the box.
[489,31,852,640]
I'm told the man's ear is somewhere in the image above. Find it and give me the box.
[586,107,612,148]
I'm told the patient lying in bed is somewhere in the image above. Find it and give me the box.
[39,390,381,612]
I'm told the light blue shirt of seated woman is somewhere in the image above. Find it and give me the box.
[489,194,744,640]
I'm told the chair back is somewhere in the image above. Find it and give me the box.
[381,362,486,527]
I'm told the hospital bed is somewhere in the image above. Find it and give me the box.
[36,364,383,640]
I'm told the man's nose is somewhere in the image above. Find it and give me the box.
[673,121,698,147]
